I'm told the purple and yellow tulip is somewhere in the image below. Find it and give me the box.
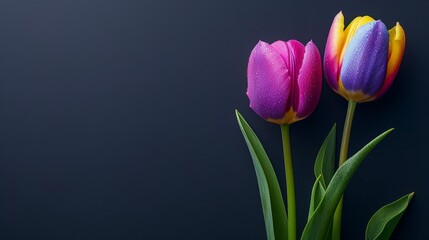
[324,12,406,102]
[247,40,322,125]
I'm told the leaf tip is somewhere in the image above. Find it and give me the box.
[378,128,395,140]
[235,109,243,121]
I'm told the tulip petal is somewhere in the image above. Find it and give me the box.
[271,40,305,83]
[373,23,406,99]
[271,40,305,112]
[296,41,322,119]
[247,41,291,119]
[340,21,389,101]
[324,11,345,91]
[339,15,375,63]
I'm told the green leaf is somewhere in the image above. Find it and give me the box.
[236,110,288,240]
[307,176,332,240]
[365,192,414,240]
[314,124,336,188]
[308,175,325,220]
[301,128,394,240]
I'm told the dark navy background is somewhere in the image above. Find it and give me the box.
[0,0,426,239]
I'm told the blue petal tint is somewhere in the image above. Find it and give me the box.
[340,21,389,96]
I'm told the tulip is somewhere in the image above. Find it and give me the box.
[246,39,322,240]
[247,40,322,125]
[324,12,406,240]
[324,12,405,102]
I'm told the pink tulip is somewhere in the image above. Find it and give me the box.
[247,40,322,124]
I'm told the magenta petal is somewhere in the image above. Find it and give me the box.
[295,41,322,119]
[247,41,291,119]
[324,13,343,91]
[271,40,305,83]
[324,56,339,91]
[271,40,305,111]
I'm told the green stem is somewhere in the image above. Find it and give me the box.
[281,124,296,240]
[332,100,357,240]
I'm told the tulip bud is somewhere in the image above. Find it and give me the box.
[324,12,406,102]
[247,40,322,124]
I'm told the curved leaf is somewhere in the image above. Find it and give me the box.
[307,176,333,240]
[301,128,394,240]
[365,192,414,240]
[308,175,325,220]
[236,110,288,240]
[314,124,336,188]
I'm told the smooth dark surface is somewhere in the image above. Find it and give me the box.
[0,0,426,239]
